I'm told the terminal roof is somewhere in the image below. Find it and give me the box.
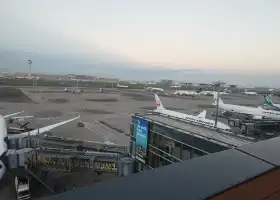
[134,113,254,147]
[237,136,280,166]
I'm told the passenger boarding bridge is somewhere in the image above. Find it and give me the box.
[7,135,131,174]
[228,116,280,139]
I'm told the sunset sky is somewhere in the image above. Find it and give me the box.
[0,0,279,72]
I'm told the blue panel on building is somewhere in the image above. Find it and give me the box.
[134,118,149,163]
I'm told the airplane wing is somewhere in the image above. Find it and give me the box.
[10,116,34,120]
[197,110,207,118]
[3,111,24,119]
[8,115,80,139]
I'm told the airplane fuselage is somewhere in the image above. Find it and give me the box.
[151,88,164,92]
[173,90,198,96]
[0,116,8,181]
[117,84,128,88]
[170,85,181,89]
[219,103,280,120]
[243,92,257,95]
[155,108,231,131]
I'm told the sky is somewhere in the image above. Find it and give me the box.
[0,0,279,72]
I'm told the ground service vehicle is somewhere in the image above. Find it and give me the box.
[15,176,30,200]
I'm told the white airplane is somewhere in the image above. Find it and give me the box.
[170,85,182,89]
[213,93,280,120]
[116,83,128,88]
[0,112,80,181]
[219,91,230,95]
[172,90,199,96]
[264,95,280,111]
[145,87,164,93]
[268,88,274,93]
[199,91,215,96]
[64,88,82,94]
[154,94,232,131]
[219,89,231,95]
[242,89,257,96]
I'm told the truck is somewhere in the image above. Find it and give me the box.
[15,176,30,200]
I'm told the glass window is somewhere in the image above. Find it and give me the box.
[129,141,136,156]
[181,144,192,160]
[147,150,158,168]
[130,123,136,137]
[149,129,157,146]
[171,141,182,160]
[137,161,144,171]
[192,149,204,158]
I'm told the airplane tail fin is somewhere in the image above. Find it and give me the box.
[264,95,274,106]
[155,94,165,110]
[213,92,224,105]
[197,110,207,118]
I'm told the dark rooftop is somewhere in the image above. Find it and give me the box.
[134,113,254,148]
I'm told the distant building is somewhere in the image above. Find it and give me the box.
[160,79,173,85]
[185,82,193,87]
[198,83,213,88]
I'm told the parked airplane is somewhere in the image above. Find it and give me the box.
[242,89,257,96]
[145,86,164,93]
[154,94,232,131]
[172,90,199,96]
[0,112,80,181]
[264,95,280,111]
[213,93,280,120]
[116,83,129,88]
[219,91,230,95]
[219,89,231,95]
[170,85,182,89]
[199,91,215,96]
[64,88,83,94]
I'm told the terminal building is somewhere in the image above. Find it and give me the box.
[129,112,255,171]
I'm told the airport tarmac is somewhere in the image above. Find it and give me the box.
[1,86,280,199]
[2,87,280,144]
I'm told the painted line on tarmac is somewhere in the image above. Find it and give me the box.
[84,123,109,141]
[94,120,128,141]
[20,89,33,100]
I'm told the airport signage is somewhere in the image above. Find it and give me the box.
[135,119,149,163]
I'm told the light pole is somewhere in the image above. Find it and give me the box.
[214,81,221,128]
[28,60,32,77]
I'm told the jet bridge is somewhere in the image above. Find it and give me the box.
[7,135,132,174]
[30,135,128,155]
[27,148,121,173]
[228,118,280,139]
